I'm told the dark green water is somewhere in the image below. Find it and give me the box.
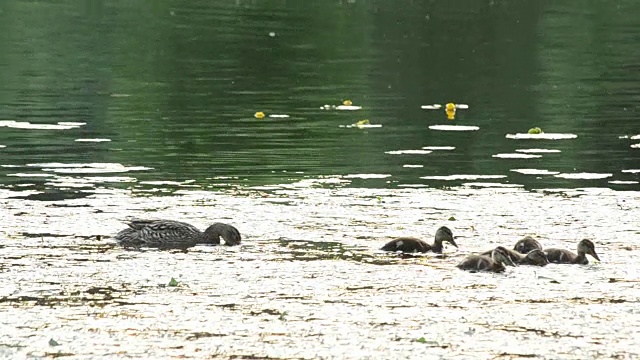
[0,1,638,194]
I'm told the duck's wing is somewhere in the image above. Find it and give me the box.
[544,248,577,264]
[118,219,201,248]
[457,255,493,271]
[381,237,430,253]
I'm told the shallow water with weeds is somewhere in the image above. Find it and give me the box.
[2,185,639,359]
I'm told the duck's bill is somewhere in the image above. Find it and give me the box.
[591,252,601,261]
[450,239,459,248]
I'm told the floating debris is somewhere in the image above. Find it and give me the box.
[515,149,561,153]
[339,119,382,129]
[385,149,432,155]
[420,174,506,180]
[554,173,613,179]
[0,120,84,130]
[463,182,524,188]
[75,138,111,142]
[421,146,456,150]
[429,125,479,131]
[322,99,363,111]
[168,277,179,287]
[343,173,392,179]
[511,169,560,175]
[492,153,542,159]
[506,133,577,140]
[421,102,468,120]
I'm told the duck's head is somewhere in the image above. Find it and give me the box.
[524,249,549,266]
[435,226,458,248]
[204,223,242,246]
[577,239,600,261]
[492,246,516,267]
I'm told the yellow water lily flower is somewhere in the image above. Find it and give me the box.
[254,111,265,119]
[343,99,353,106]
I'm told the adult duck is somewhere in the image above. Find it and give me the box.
[544,239,600,264]
[513,236,542,254]
[480,247,548,266]
[380,226,457,253]
[457,246,516,273]
[115,219,241,249]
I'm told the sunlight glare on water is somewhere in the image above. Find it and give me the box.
[2,186,639,359]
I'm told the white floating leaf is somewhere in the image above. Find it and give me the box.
[385,150,432,155]
[515,148,561,153]
[511,169,560,175]
[506,133,577,140]
[554,173,612,179]
[493,153,542,159]
[429,125,480,131]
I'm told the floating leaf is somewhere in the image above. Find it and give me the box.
[168,277,179,287]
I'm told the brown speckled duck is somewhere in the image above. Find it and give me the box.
[457,246,516,273]
[544,239,600,264]
[513,236,543,254]
[115,219,241,250]
[380,226,457,254]
[481,247,549,266]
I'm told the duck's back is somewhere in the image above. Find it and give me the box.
[457,255,505,272]
[116,219,202,248]
[544,248,579,264]
[381,237,431,253]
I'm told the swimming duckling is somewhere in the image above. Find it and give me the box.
[513,236,543,254]
[380,226,457,253]
[115,219,241,249]
[481,247,549,266]
[544,239,600,264]
[457,246,516,272]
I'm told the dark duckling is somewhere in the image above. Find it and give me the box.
[457,246,516,273]
[544,239,600,264]
[380,226,457,254]
[480,247,549,266]
[115,219,241,249]
[513,236,543,254]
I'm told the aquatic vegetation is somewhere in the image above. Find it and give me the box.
[528,127,544,134]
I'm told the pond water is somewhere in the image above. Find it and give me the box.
[1,1,639,359]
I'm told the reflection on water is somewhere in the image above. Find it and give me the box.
[0,1,639,191]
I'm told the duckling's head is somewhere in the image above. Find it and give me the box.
[578,239,600,261]
[524,249,549,266]
[492,246,516,267]
[435,226,458,248]
[204,223,242,246]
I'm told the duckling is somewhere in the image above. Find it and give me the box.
[481,247,549,266]
[544,239,600,264]
[513,236,543,254]
[115,219,241,249]
[380,226,457,253]
[457,246,516,272]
